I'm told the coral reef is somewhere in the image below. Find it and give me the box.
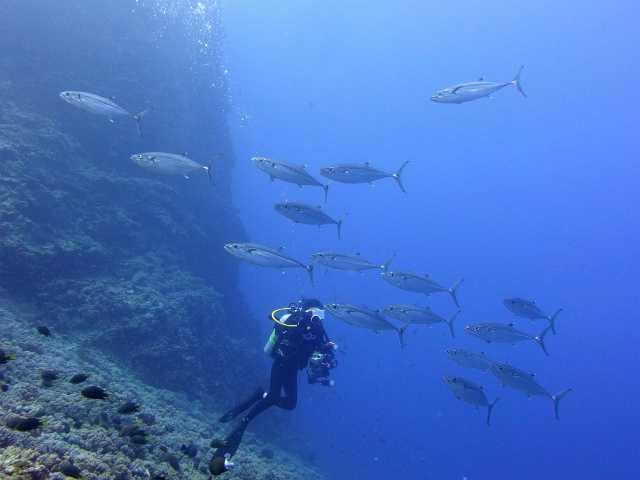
[0,60,257,405]
[0,291,327,480]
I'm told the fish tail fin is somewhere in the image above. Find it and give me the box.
[548,308,563,335]
[487,397,499,426]
[552,388,572,420]
[449,278,464,308]
[398,324,408,349]
[534,324,553,356]
[447,310,461,339]
[322,184,329,203]
[306,264,315,286]
[393,161,409,193]
[336,220,342,239]
[381,252,396,271]
[133,108,150,137]
[512,66,527,98]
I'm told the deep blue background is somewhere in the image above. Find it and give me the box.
[221,1,639,479]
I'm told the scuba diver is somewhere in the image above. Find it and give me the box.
[210,298,337,474]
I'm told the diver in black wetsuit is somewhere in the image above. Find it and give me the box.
[211,299,337,470]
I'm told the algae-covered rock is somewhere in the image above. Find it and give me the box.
[0,299,327,480]
[0,1,259,404]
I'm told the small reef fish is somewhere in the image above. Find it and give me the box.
[446,348,493,372]
[59,91,149,136]
[383,305,459,338]
[311,252,394,272]
[274,202,342,238]
[69,373,90,384]
[381,266,463,307]
[443,375,499,426]
[5,414,43,432]
[465,322,552,356]
[36,326,51,336]
[503,298,563,334]
[490,362,572,419]
[319,161,409,193]
[58,461,82,479]
[224,242,314,285]
[0,350,16,364]
[252,156,329,202]
[81,386,109,400]
[210,439,229,449]
[117,401,141,415]
[325,303,407,347]
[130,152,212,183]
[40,370,59,386]
[431,66,526,104]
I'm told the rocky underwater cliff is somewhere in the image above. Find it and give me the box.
[0,1,325,478]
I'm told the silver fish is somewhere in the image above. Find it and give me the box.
[252,157,329,202]
[443,376,499,426]
[490,362,571,420]
[465,322,552,356]
[59,91,149,136]
[383,305,459,338]
[381,268,463,307]
[224,242,313,285]
[319,161,409,193]
[130,152,212,183]
[325,303,406,347]
[504,298,562,334]
[446,348,493,372]
[274,202,342,238]
[431,66,526,104]
[311,252,394,272]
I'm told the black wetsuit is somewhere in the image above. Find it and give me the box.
[248,312,328,418]
[216,311,329,459]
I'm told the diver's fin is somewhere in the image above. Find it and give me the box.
[487,397,499,426]
[548,308,562,335]
[214,421,248,459]
[218,387,264,423]
[133,108,151,137]
[392,161,409,193]
[533,325,552,356]
[512,66,526,98]
[449,278,464,308]
[552,388,572,420]
[446,310,461,338]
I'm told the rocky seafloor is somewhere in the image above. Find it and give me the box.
[0,291,326,480]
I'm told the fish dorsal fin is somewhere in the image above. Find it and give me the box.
[477,77,484,81]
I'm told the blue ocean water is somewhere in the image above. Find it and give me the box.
[1,0,638,479]
[222,1,639,479]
